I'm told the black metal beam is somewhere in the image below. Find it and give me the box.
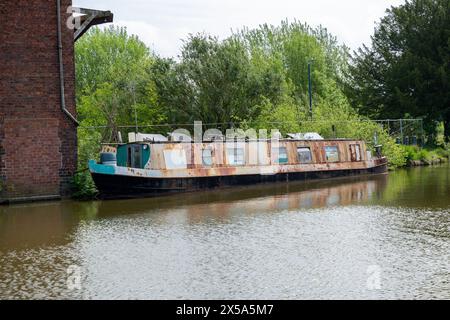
[73,7,114,42]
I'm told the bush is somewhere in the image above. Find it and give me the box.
[403,145,421,161]
[71,170,98,200]
[401,145,449,163]
[435,147,450,159]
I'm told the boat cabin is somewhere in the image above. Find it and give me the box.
[111,139,370,171]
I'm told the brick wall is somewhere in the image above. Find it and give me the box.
[0,0,77,201]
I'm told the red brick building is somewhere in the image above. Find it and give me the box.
[0,1,112,203]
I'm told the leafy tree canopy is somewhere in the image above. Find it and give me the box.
[347,0,450,139]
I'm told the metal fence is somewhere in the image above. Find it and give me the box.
[373,119,424,146]
[78,119,425,146]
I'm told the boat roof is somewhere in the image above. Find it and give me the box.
[106,138,363,146]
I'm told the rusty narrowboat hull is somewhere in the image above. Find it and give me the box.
[89,137,388,199]
[90,158,388,198]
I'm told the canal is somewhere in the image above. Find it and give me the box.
[0,165,449,299]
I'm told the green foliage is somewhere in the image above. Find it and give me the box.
[403,145,450,162]
[403,145,417,161]
[149,34,287,130]
[347,0,450,141]
[435,147,450,159]
[76,26,167,140]
[72,127,101,198]
[71,170,98,200]
[150,21,352,133]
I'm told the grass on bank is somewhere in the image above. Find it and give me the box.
[403,145,450,163]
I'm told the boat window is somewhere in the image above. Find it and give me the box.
[227,147,245,166]
[297,147,312,163]
[164,149,187,169]
[202,148,213,166]
[324,146,340,162]
[275,147,288,164]
[350,144,362,161]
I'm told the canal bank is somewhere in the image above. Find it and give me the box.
[402,145,450,168]
[0,164,449,299]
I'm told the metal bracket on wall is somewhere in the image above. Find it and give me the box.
[73,8,114,42]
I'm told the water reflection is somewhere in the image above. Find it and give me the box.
[94,174,388,221]
[0,201,96,250]
[1,174,388,250]
[0,165,449,299]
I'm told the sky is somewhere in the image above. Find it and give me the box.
[73,0,406,58]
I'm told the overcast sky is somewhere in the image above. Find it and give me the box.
[73,0,405,57]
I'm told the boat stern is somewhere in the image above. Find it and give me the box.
[88,159,116,176]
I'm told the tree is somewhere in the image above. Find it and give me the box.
[75,26,166,142]
[347,0,450,141]
[150,34,286,131]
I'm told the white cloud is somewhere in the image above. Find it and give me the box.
[113,20,190,58]
[73,0,406,57]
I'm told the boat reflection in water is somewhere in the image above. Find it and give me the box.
[93,174,388,223]
[0,174,388,250]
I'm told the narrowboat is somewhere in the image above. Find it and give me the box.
[88,132,388,198]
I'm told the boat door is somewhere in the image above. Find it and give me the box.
[127,144,142,168]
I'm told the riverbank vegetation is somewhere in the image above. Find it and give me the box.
[73,0,449,197]
[403,145,450,165]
